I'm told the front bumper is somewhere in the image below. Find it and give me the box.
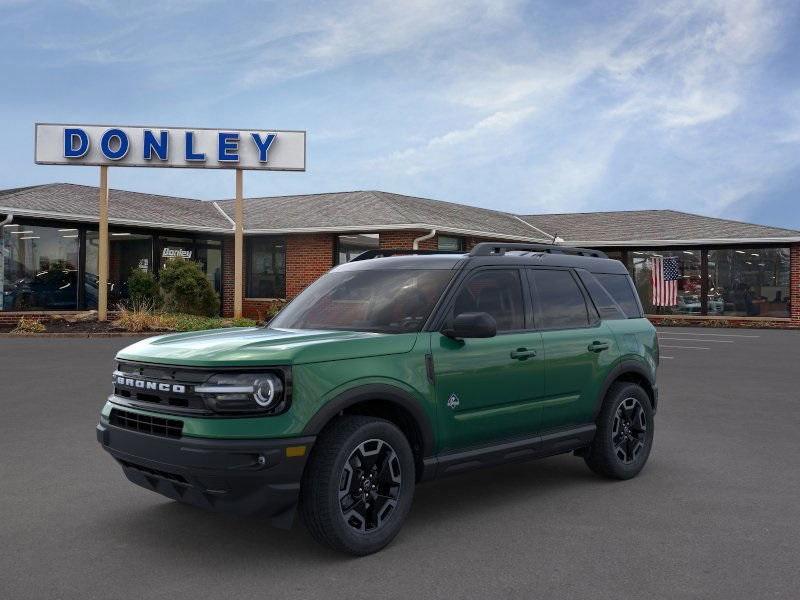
[97,418,314,528]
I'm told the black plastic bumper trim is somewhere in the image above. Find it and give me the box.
[97,419,314,528]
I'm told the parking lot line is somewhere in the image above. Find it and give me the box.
[660,356,674,359]
[659,345,710,350]
[657,337,733,343]
[656,331,760,338]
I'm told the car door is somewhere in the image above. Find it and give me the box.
[527,268,617,432]
[431,267,545,451]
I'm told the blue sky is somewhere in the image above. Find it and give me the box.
[1,0,799,228]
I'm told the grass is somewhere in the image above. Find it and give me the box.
[114,306,258,333]
[11,317,46,334]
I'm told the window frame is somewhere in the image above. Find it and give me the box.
[590,271,644,319]
[526,267,600,332]
[437,235,465,252]
[245,235,286,299]
[435,265,532,335]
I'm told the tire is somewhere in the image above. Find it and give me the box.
[300,416,415,556]
[584,382,654,480]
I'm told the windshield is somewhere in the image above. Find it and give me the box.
[269,269,454,333]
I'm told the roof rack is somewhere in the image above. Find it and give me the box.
[349,248,465,262]
[469,242,607,259]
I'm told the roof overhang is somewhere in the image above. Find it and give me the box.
[3,205,797,245]
[566,237,800,247]
[243,223,549,242]
[0,206,230,233]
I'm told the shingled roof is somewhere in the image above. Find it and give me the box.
[0,183,231,232]
[519,210,800,245]
[215,190,548,240]
[1,183,798,244]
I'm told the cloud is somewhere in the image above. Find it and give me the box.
[377,106,536,175]
[238,0,521,88]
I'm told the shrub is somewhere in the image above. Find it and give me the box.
[231,317,258,327]
[11,317,46,334]
[158,259,220,317]
[127,269,161,308]
[114,304,169,332]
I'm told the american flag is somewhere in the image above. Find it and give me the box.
[651,256,679,306]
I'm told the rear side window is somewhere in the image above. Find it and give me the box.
[450,269,525,332]
[530,269,589,329]
[577,270,626,320]
[594,273,642,318]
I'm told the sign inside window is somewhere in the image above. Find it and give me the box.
[162,247,192,260]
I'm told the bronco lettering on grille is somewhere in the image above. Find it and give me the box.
[115,375,186,394]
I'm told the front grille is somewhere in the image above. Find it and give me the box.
[113,362,210,413]
[109,408,183,439]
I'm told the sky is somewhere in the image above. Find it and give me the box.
[1,0,799,229]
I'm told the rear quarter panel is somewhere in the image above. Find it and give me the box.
[604,317,659,380]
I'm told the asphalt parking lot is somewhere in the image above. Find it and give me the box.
[1,327,799,600]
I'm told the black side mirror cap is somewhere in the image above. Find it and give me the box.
[442,312,497,339]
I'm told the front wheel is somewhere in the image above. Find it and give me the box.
[584,382,654,480]
[300,416,415,555]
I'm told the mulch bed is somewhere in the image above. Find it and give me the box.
[0,317,169,335]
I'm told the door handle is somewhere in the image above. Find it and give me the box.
[588,341,610,352]
[510,348,537,360]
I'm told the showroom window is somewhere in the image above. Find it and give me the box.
[438,235,464,251]
[1,223,80,311]
[631,249,702,315]
[85,230,154,309]
[247,236,286,298]
[707,248,790,318]
[336,233,379,264]
[196,240,223,295]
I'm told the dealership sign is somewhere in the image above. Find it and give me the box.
[34,123,306,171]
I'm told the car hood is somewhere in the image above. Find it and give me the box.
[116,327,419,367]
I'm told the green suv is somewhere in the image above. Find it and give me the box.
[97,243,658,555]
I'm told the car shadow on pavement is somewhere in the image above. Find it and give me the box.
[94,453,604,565]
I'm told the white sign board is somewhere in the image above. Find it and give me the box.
[34,123,306,171]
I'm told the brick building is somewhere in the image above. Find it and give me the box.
[2,183,799,328]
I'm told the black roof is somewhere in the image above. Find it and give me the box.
[336,246,629,274]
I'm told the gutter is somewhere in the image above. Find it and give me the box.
[0,206,231,234]
[413,229,437,250]
[0,212,12,227]
[212,201,236,230]
[512,215,553,240]
[565,237,800,247]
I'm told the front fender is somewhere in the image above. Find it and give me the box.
[301,382,436,458]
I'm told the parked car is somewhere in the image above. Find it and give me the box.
[97,243,659,555]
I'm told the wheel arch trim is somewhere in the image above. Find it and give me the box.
[595,360,657,417]
[301,383,435,458]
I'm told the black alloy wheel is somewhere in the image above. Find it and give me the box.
[584,382,654,480]
[612,397,647,464]
[300,416,415,556]
[338,439,402,532]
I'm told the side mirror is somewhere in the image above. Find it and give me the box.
[443,312,497,339]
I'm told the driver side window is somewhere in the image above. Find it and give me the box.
[450,269,525,332]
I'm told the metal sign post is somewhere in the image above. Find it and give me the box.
[34,124,306,321]
[234,169,244,319]
[98,166,109,320]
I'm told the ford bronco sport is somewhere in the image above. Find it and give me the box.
[97,242,658,555]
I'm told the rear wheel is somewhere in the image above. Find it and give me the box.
[584,382,654,479]
[300,416,415,555]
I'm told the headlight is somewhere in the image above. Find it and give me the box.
[195,372,286,414]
